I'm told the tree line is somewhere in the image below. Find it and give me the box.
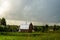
[0,17,60,32]
[33,24,60,32]
[0,17,19,32]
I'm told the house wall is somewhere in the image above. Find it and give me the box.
[20,29,29,32]
[20,29,32,32]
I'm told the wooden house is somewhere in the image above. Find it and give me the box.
[19,23,33,32]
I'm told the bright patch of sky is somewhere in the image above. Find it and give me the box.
[0,0,60,25]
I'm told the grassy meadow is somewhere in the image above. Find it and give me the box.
[0,32,60,40]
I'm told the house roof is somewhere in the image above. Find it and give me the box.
[20,24,30,29]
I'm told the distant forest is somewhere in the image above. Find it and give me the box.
[0,17,60,32]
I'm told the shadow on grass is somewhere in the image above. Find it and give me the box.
[0,32,41,37]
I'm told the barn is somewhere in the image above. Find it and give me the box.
[19,23,33,32]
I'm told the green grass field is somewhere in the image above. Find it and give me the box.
[0,32,60,40]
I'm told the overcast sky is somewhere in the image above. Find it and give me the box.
[0,0,60,25]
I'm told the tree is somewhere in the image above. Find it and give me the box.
[42,24,49,32]
[1,18,6,26]
[42,26,45,32]
[53,25,56,31]
[33,26,38,32]
[0,18,1,25]
[45,24,49,31]
[0,25,4,32]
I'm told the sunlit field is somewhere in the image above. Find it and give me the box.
[0,32,60,40]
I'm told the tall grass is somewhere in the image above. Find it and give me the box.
[0,32,60,40]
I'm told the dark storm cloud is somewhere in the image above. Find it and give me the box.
[5,0,60,23]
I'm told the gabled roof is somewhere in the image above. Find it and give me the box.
[20,24,30,29]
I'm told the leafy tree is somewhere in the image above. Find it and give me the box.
[0,26,4,32]
[33,26,37,31]
[33,26,42,32]
[0,18,1,25]
[7,25,19,32]
[29,23,33,30]
[42,24,49,32]
[1,18,6,26]
[53,25,56,31]
[45,24,49,31]
[42,26,45,32]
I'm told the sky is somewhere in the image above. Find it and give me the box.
[0,0,60,25]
